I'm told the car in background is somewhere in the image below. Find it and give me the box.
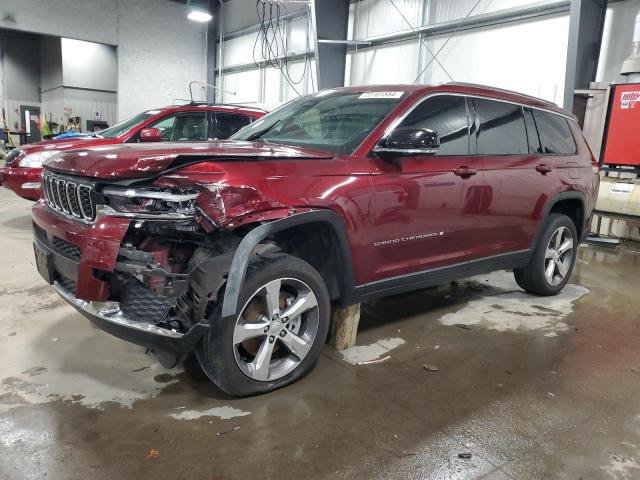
[0,104,266,200]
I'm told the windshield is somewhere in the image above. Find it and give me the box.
[97,110,161,138]
[231,90,405,155]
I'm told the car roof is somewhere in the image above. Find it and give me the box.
[154,103,267,117]
[328,83,574,119]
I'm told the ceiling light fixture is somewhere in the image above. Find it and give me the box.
[187,0,212,22]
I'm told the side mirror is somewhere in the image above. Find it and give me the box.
[140,127,162,142]
[374,127,440,158]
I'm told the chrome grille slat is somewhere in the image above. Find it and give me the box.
[42,171,95,222]
[78,185,94,220]
[65,182,81,218]
[51,177,62,208]
[76,187,84,219]
[49,176,57,208]
[47,175,56,208]
[57,179,70,213]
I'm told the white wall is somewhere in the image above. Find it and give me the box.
[345,1,570,106]
[217,6,315,110]
[61,38,117,92]
[116,1,207,119]
[0,33,41,130]
[219,0,572,110]
[0,0,207,120]
[41,87,117,130]
[221,0,307,34]
[0,34,40,102]
[40,36,62,93]
[420,14,570,106]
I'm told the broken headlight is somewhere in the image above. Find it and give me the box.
[102,186,199,216]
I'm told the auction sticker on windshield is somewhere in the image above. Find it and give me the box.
[359,91,405,99]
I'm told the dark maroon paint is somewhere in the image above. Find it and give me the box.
[32,83,599,297]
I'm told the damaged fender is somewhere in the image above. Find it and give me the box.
[219,209,357,323]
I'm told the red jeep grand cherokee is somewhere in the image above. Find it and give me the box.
[32,84,599,396]
[1,104,266,200]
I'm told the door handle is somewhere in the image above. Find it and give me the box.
[453,166,478,177]
[536,164,553,174]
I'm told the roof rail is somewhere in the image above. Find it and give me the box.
[445,82,556,106]
[168,100,269,112]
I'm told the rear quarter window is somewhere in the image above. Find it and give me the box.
[532,110,576,154]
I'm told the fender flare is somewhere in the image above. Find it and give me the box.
[220,209,356,321]
[530,191,587,249]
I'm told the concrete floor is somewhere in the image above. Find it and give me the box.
[1,187,640,480]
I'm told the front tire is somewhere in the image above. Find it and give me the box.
[514,213,578,296]
[197,254,331,396]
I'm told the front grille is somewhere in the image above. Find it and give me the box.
[52,236,81,261]
[42,170,96,221]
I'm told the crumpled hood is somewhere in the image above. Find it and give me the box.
[43,140,335,180]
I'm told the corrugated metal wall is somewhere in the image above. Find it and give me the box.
[218,10,315,110]
[345,0,569,106]
[217,0,571,109]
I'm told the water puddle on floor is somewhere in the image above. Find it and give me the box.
[438,271,589,336]
[340,337,406,365]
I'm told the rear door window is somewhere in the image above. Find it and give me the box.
[531,110,576,154]
[473,98,528,155]
[398,95,470,155]
[212,113,253,139]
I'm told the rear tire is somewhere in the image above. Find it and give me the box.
[196,254,330,397]
[514,213,578,296]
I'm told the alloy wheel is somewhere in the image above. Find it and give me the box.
[544,226,574,286]
[232,277,320,382]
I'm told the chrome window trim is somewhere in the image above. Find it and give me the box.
[372,147,439,156]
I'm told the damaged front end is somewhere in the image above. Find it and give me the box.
[39,175,284,368]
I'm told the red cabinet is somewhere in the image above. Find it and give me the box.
[602,83,640,167]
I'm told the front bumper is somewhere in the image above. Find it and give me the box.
[32,200,129,301]
[1,166,43,200]
[53,281,208,367]
[32,201,209,367]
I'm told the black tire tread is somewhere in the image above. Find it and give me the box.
[514,213,577,296]
[197,253,330,397]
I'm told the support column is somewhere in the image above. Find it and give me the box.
[311,0,350,89]
[206,0,221,103]
[563,0,608,125]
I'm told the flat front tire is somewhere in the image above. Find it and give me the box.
[197,254,331,396]
[514,213,578,296]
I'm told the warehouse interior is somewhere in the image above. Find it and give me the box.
[1,0,640,478]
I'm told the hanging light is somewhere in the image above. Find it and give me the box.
[187,0,212,22]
